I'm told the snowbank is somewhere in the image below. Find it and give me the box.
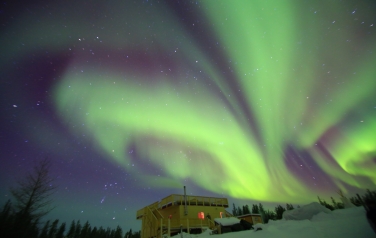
[283,202,331,220]
[214,217,241,226]
[172,206,375,238]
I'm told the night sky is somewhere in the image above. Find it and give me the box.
[1,0,376,232]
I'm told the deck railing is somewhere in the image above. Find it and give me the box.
[137,194,229,219]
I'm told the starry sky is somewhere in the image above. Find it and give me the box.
[1,0,376,231]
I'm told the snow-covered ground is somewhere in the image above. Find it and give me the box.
[173,206,375,238]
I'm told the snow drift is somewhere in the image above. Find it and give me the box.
[283,202,331,220]
[172,206,375,238]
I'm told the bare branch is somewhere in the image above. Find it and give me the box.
[10,157,57,222]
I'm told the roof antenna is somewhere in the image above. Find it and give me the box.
[184,186,188,215]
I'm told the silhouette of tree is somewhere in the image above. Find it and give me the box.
[6,158,56,237]
[275,205,286,219]
[286,203,294,211]
[258,203,264,214]
[114,225,123,238]
[251,204,259,214]
[80,220,91,238]
[56,222,66,238]
[75,220,82,237]
[10,158,57,223]
[242,205,250,214]
[39,220,50,238]
[232,203,237,216]
[48,219,59,238]
[318,196,334,210]
[264,209,276,223]
[331,197,344,209]
[66,220,76,238]
[237,206,242,216]
[125,228,133,238]
[0,200,14,234]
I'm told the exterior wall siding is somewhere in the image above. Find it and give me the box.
[137,194,230,238]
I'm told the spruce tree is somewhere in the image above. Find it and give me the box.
[90,226,98,237]
[286,203,294,210]
[350,194,362,206]
[125,228,133,238]
[263,209,276,223]
[363,189,376,210]
[48,219,59,238]
[107,227,113,237]
[75,220,82,238]
[331,197,344,209]
[232,203,237,216]
[242,205,250,214]
[39,220,50,238]
[97,226,106,237]
[275,205,286,220]
[133,230,141,238]
[80,221,91,238]
[252,204,259,214]
[258,203,265,214]
[114,225,123,238]
[66,220,76,238]
[318,196,334,210]
[56,222,66,238]
[237,206,242,216]
[258,203,266,223]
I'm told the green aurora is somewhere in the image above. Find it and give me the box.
[51,1,376,202]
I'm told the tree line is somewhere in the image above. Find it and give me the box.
[231,202,294,223]
[0,158,140,238]
[2,157,375,236]
[231,189,376,223]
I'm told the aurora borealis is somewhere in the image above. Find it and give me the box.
[1,0,376,231]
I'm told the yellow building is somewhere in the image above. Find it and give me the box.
[136,190,231,238]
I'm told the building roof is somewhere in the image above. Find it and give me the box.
[237,213,262,218]
[137,194,229,219]
[214,217,240,226]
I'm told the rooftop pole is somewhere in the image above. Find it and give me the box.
[184,186,188,216]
